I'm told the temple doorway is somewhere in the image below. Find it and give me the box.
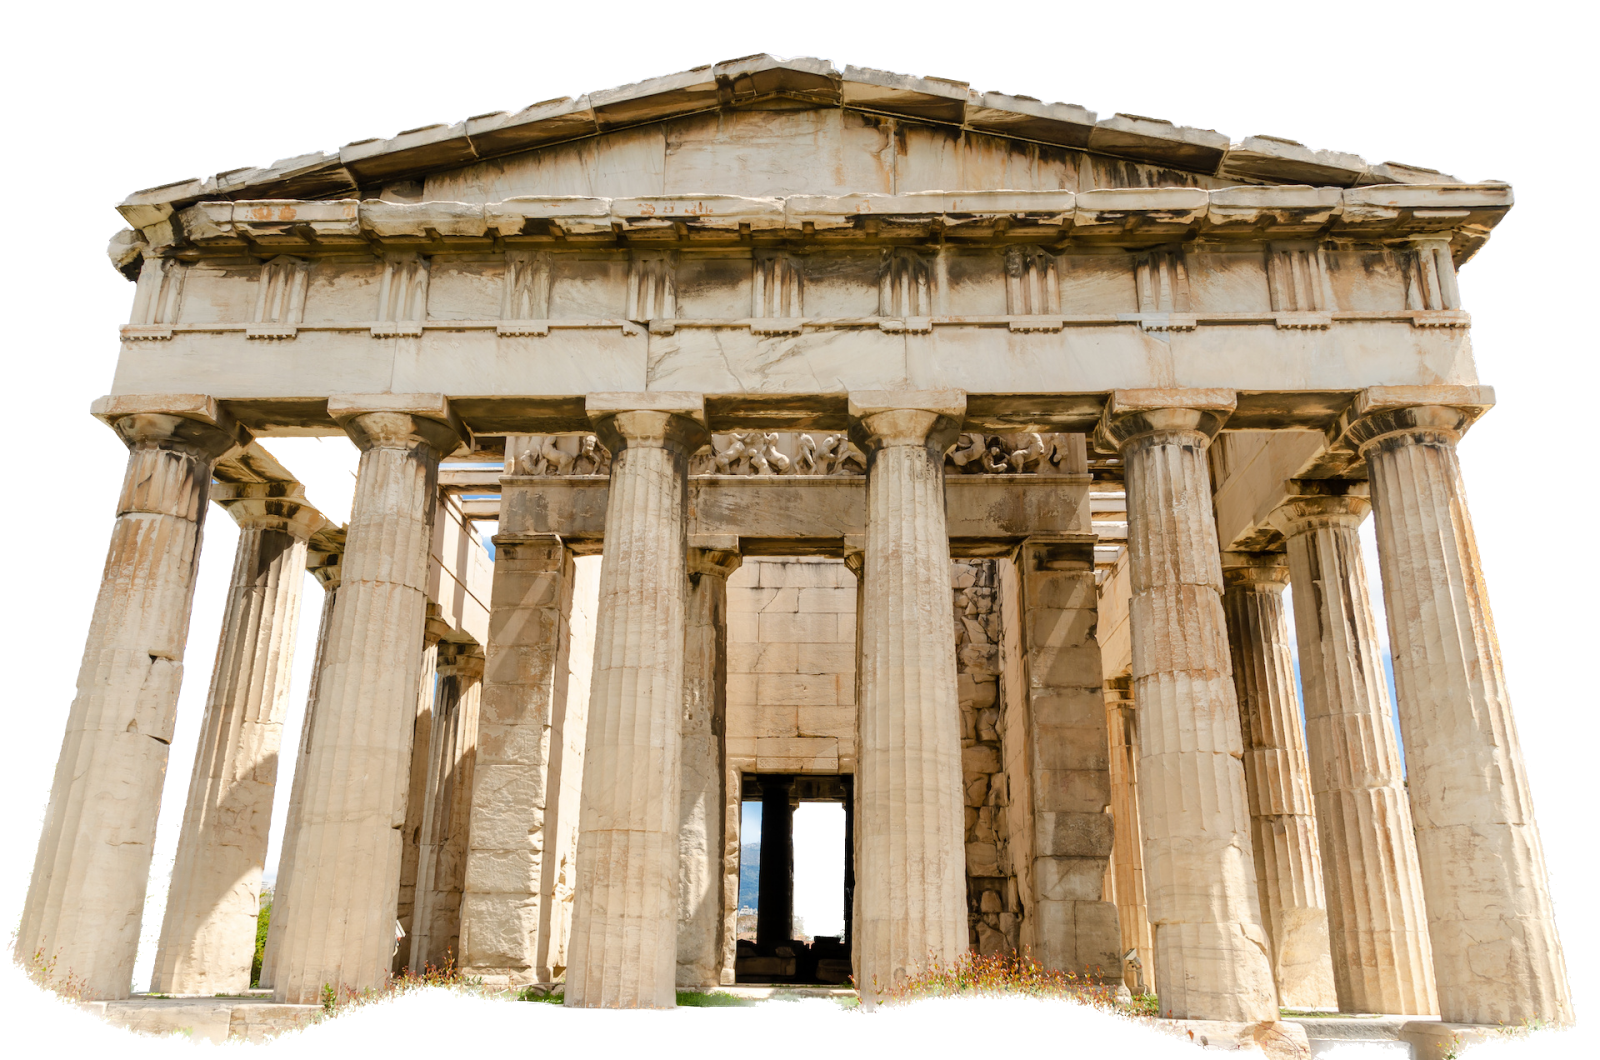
[734,773,853,984]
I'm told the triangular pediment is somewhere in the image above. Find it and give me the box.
[118,55,1456,227]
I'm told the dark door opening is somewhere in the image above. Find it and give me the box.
[735,773,853,985]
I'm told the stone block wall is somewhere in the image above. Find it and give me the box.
[954,560,1022,956]
[724,558,858,774]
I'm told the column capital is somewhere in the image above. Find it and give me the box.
[212,482,333,540]
[92,393,251,460]
[422,604,453,649]
[1219,551,1290,590]
[1094,388,1235,452]
[1338,385,1494,456]
[585,392,707,457]
[327,393,471,457]
[842,534,865,577]
[306,524,346,591]
[437,641,485,680]
[846,389,965,457]
[1019,534,1097,571]
[1268,493,1372,538]
[688,534,742,579]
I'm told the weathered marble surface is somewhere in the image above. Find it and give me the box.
[850,391,969,995]
[1220,555,1337,1010]
[1350,399,1571,1026]
[20,397,245,999]
[565,397,706,1008]
[1099,389,1278,1022]
[151,487,322,994]
[1271,494,1436,1016]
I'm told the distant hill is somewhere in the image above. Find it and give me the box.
[739,842,760,909]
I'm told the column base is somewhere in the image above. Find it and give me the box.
[1399,1021,1495,1060]
[1149,1019,1311,1058]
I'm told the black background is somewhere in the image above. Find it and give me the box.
[3,37,1587,1050]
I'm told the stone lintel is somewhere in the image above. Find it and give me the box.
[501,473,1091,550]
[202,391,1438,441]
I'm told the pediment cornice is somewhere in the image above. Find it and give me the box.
[116,56,1465,230]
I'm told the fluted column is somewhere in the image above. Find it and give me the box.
[151,484,326,993]
[1270,493,1436,1016]
[411,642,484,972]
[270,394,468,1003]
[1104,677,1154,995]
[847,390,968,996]
[1096,389,1277,1021]
[395,609,448,972]
[259,543,343,990]
[565,393,707,1009]
[677,540,740,988]
[1220,553,1337,1010]
[18,396,245,999]
[1346,392,1570,1025]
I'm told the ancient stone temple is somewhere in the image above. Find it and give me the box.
[20,55,1570,1041]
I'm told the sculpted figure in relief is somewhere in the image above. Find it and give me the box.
[705,431,862,476]
[947,433,1055,474]
[516,434,611,476]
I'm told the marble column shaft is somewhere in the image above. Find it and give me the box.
[1098,392,1277,1022]
[1271,494,1436,1016]
[1104,677,1154,995]
[411,643,484,972]
[848,390,968,995]
[1350,402,1570,1025]
[395,611,448,972]
[151,486,324,994]
[677,543,739,988]
[1220,555,1337,1010]
[258,549,341,990]
[565,396,706,1009]
[19,399,244,999]
[270,396,467,1003]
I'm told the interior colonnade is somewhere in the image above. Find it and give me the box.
[17,383,1570,1031]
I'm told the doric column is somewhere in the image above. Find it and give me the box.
[270,394,468,1004]
[565,393,707,1009]
[677,539,740,988]
[1345,390,1570,1025]
[258,541,343,990]
[1104,676,1154,995]
[1016,535,1122,979]
[459,533,581,987]
[755,775,795,950]
[411,641,484,972]
[150,484,326,994]
[1220,553,1337,1010]
[847,390,968,995]
[1095,389,1277,1021]
[395,608,449,972]
[1269,492,1436,1015]
[19,395,246,999]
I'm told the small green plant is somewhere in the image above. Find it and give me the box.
[19,949,88,1003]
[517,985,562,1004]
[250,888,272,988]
[675,991,756,1008]
[1126,992,1160,1017]
[320,983,337,1012]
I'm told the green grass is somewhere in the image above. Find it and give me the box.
[518,992,857,1011]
